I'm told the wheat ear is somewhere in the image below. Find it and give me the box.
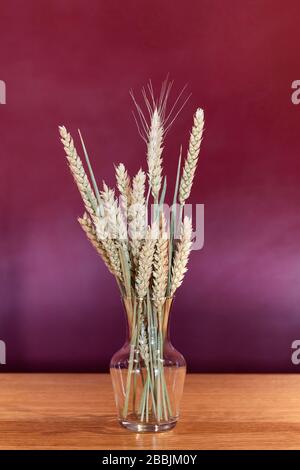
[101,183,118,238]
[153,218,169,308]
[102,182,131,276]
[95,215,123,282]
[129,169,146,266]
[59,126,98,217]
[179,108,204,205]
[147,108,163,201]
[135,227,156,300]
[170,216,193,296]
[115,163,131,218]
[78,213,115,275]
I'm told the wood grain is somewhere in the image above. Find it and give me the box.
[0,373,300,449]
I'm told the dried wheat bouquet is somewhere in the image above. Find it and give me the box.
[59,79,204,426]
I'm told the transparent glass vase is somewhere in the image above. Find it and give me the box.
[110,296,186,432]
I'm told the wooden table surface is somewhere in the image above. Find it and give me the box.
[1,373,300,449]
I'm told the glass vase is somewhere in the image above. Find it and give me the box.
[110,296,186,432]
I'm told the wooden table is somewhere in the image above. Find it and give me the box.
[1,373,300,449]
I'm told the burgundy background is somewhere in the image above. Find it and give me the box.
[1,0,300,372]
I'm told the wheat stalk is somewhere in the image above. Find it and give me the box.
[147,108,163,201]
[129,169,146,266]
[60,81,204,426]
[102,240,123,282]
[179,108,204,205]
[59,126,98,217]
[95,215,123,282]
[135,227,156,299]
[130,169,146,206]
[153,218,169,308]
[100,183,131,286]
[101,183,118,238]
[78,213,115,275]
[115,163,131,218]
[100,182,129,243]
[170,216,193,296]
[116,204,128,243]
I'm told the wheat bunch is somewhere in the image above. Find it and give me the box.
[128,169,146,266]
[179,108,204,205]
[60,84,202,302]
[78,213,115,275]
[135,227,156,299]
[59,126,98,217]
[147,108,163,201]
[170,216,193,296]
[60,82,205,426]
[115,163,131,217]
[152,219,169,308]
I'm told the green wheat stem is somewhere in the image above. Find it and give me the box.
[139,374,149,421]
[78,129,103,213]
[168,148,182,293]
[146,293,157,417]
[122,299,137,418]
[148,367,157,417]
[145,375,150,422]
[118,247,131,298]
[159,312,169,421]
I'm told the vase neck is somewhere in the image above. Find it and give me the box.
[121,296,174,343]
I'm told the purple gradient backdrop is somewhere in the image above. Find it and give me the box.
[1,0,300,372]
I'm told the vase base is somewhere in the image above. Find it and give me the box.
[119,419,177,433]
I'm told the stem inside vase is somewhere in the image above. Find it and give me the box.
[110,295,186,431]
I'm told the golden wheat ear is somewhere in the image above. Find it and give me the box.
[135,226,156,300]
[129,169,146,268]
[115,163,131,215]
[152,220,169,308]
[179,108,204,205]
[59,125,98,217]
[78,213,114,275]
[147,108,163,201]
[170,216,193,296]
